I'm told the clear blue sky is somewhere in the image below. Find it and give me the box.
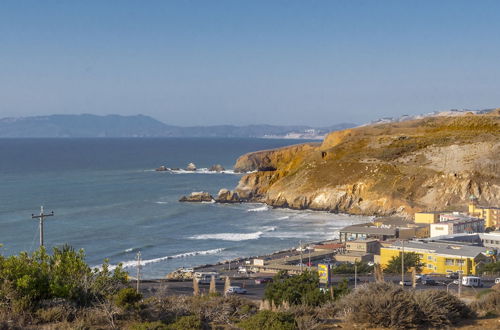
[1,1,499,126]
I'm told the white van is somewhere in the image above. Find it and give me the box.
[462,276,483,287]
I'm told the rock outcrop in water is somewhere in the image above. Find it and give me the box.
[209,164,226,172]
[233,110,500,217]
[186,163,197,171]
[215,189,241,203]
[179,191,214,202]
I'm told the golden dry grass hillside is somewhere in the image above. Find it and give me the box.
[233,111,500,217]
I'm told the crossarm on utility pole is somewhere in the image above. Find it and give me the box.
[31,206,54,247]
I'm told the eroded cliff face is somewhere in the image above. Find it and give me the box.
[234,111,500,217]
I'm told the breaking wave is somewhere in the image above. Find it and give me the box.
[190,226,276,241]
[104,248,225,270]
[247,205,269,212]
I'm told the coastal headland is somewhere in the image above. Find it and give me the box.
[231,110,500,217]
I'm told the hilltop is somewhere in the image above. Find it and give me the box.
[0,114,354,139]
[233,109,500,217]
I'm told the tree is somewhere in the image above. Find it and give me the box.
[264,270,328,307]
[385,252,425,274]
[332,261,373,274]
[0,245,128,310]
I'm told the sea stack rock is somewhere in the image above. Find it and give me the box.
[155,165,168,171]
[216,188,241,203]
[209,164,225,172]
[179,191,214,202]
[186,162,197,171]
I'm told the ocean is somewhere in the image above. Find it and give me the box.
[0,138,371,278]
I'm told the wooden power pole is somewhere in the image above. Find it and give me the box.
[31,206,54,247]
[136,251,142,293]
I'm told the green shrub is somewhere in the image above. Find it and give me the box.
[129,320,169,330]
[0,246,128,310]
[168,315,202,330]
[470,290,500,317]
[414,290,474,326]
[238,310,296,330]
[264,271,329,307]
[114,288,142,310]
[337,282,422,328]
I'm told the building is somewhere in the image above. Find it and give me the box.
[415,212,441,224]
[479,231,500,250]
[339,221,429,242]
[339,223,399,242]
[469,200,500,228]
[430,215,484,237]
[345,239,380,254]
[380,240,491,275]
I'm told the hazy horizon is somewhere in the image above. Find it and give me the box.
[1,1,500,126]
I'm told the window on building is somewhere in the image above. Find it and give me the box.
[456,260,464,266]
[427,256,433,261]
[445,259,454,266]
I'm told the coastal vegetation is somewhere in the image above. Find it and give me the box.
[0,247,497,329]
[385,252,425,274]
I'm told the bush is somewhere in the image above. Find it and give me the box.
[238,310,296,330]
[414,290,474,326]
[114,288,142,310]
[470,290,500,317]
[336,282,422,328]
[264,271,329,307]
[168,315,202,330]
[0,246,128,311]
[129,320,169,330]
[385,252,424,273]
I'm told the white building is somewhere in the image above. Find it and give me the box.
[430,215,484,237]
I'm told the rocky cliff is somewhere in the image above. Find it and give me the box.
[233,110,500,217]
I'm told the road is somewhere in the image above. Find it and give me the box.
[138,274,497,300]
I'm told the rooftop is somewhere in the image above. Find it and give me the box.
[339,224,397,235]
[388,240,488,258]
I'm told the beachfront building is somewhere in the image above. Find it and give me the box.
[339,220,429,242]
[380,240,491,276]
[414,212,441,224]
[429,215,484,237]
[468,198,500,228]
[345,239,380,254]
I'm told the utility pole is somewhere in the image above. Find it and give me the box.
[136,251,142,293]
[401,240,405,286]
[458,255,463,297]
[354,262,358,289]
[308,246,311,270]
[31,206,54,247]
[299,240,303,272]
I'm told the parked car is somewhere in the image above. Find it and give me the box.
[446,272,459,279]
[238,266,248,274]
[226,286,247,294]
[255,277,273,284]
[422,278,438,286]
[462,276,483,288]
[495,278,500,284]
[399,280,412,286]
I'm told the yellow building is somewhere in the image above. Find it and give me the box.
[380,241,490,276]
[469,203,500,228]
[414,212,441,224]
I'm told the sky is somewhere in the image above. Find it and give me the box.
[1,1,500,126]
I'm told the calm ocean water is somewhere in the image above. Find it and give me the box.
[0,138,370,278]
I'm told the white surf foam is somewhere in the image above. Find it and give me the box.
[189,226,276,241]
[155,201,168,204]
[169,168,238,175]
[276,216,290,220]
[190,232,264,241]
[247,205,269,212]
[105,248,225,270]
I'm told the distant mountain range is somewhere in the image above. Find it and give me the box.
[0,114,355,139]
